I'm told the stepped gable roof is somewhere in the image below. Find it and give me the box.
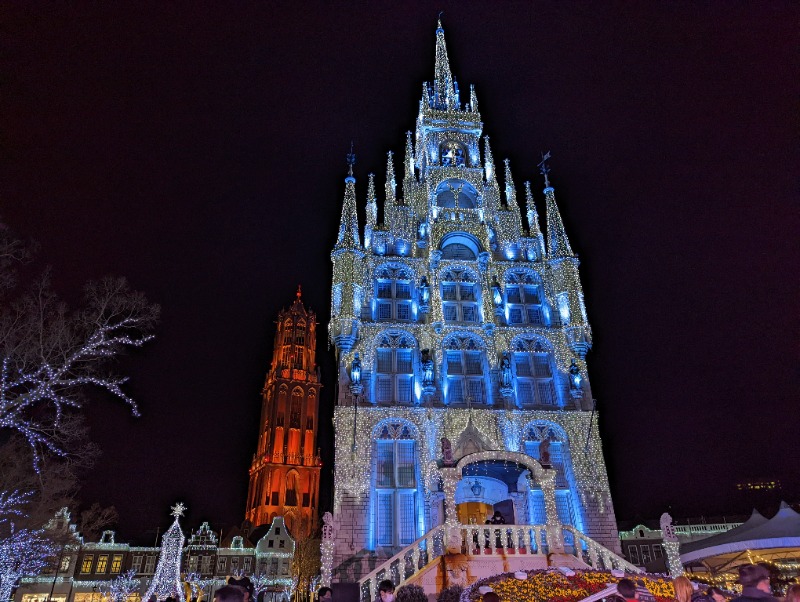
[681,503,800,563]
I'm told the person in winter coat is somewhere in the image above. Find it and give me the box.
[730,565,779,602]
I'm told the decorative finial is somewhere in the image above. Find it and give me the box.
[296,285,302,299]
[437,12,444,32]
[170,502,187,518]
[346,141,356,177]
[538,150,552,188]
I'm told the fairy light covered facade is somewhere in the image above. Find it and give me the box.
[245,287,322,537]
[328,21,620,580]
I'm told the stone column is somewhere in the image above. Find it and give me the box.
[540,468,564,553]
[441,467,462,552]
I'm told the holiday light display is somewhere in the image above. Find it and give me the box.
[143,503,187,602]
[102,569,139,602]
[326,19,623,580]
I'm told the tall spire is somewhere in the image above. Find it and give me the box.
[483,136,497,183]
[385,150,397,205]
[404,131,416,182]
[503,158,518,208]
[366,173,377,228]
[539,153,574,258]
[469,84,479,113]
[334,149,361,251]
[525,181,546,259]
[433,17,456,110]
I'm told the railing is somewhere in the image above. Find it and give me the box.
[578,584,621,602]
[562,526,642,574]
[357,525,445,602]
[453,524,549,556]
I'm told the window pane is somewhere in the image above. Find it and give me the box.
[509,307,523,324]
[506,286,521,303]
[533,354,551,377]
[377,377,392,402]
[396,349,412,374]
[514,354,532,376]
[377,349,392,373]
[395,283,411,299]
[523,286,540,303]
[462,304,477,322]
[377,492,394,546]
[465,351,482,375]
[442,284,457,300]
[459,284,475,301]
[526,307,543,325]
[396,302,410,321]
[446,351,463,374]
[518,381,534,406]
[443,304,458,321]
[467,379,484,403]
[377,282,392,298]
[376,441,394,487]
[398,492,416,546]
[448,378,464,403]
[537,380,555,405]
[378,302,391,320]
[397,376,412,403]
[396,441,415,487]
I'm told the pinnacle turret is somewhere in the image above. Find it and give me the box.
[432,19,456,110]
[404,132,416,182]
[483,136,496,183]
[385,151,397,205]
[366,173,378,228]
[469,84,479,113]
[333,152,361,251]
[539,153,574,258]
[525,181,546,259]
[503,158,518,208]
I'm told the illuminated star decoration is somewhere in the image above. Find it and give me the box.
[171,502,187,517]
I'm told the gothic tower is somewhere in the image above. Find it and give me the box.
[246,287,321,538]
[325,21,623,583]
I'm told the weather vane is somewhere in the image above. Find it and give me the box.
[171,502,187,518]
[537,150,552,188]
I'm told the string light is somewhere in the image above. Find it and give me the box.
[142,504,186,602]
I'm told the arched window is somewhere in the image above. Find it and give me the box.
[440,141,466,167]
[373,421,418,548]
[375,265,413,322]
[512,338,556,407]
[504,270,544,326]
[522,422,581,531]
[295,320,306,348]
[443,334,485,405]
[285,472,298,507]
[289,389,302,428]
[435,179,478,208]
[441,268,480,323]
[374,332,415,405]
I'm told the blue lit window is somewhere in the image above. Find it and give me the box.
[374,424,418,548]
[513,351,555,407]
[375,347,413,404]
[441,276,479,324]
[374,265,414,323]
[446,349,484,404]
[505,284,543,326]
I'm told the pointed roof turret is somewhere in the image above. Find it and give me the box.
[404,131,416,182]
[503,158,518,208]
[469,84,479,113]
[432,18,456,110]
[483,136,497,183]
[334,149,362,251]
[524,181,545,249]
[385,150,397,205]
[366,173,378,228]
[539,152,574,258]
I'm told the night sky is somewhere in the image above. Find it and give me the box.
[3,2,797,544]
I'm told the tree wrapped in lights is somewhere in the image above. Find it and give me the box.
[0,224,159,472]
[143,504,187,602]
[103,569,140,602]
[0,490,58,602]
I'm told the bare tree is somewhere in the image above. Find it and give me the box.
[290,535,321,602]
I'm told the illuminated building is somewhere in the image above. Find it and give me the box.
[327,20,622,582]
[245,287,322,537]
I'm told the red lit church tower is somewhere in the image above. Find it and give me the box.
[245,286,322,537]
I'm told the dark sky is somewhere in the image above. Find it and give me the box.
[2,2,797,544]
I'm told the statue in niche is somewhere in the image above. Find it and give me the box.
[491,276,503,306]
[500,353,512,388]
[419,276,430,305]
[350,352,361,385]
[421,349,434,386]
[441,437,454,466]
[539,435,552,468]
[569,358,582,390]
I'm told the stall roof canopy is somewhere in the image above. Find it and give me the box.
[681,503,800,564]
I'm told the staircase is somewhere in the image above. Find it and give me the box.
[355,524,640,602]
